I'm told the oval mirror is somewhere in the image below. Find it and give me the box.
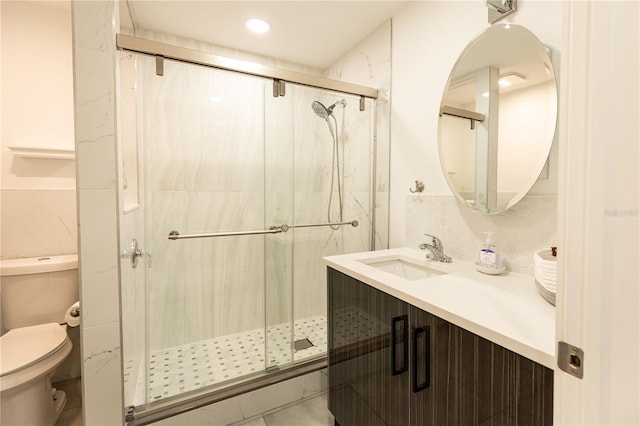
[438,24,557,214]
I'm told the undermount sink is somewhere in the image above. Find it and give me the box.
[359,255,448,281]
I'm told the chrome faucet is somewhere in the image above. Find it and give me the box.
[419,234,452,263]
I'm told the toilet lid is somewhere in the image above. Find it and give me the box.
[0,323,67,377]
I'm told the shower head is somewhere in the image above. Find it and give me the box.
[312,101,330,120]
[311,99,347,120]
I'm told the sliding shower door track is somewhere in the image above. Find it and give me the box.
[116,34,378,100]
[126,357,327,426]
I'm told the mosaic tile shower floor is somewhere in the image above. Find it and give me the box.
[125,315,327,404]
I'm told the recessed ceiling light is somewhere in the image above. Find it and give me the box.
[245,18,270,34]
[499,72,526,87]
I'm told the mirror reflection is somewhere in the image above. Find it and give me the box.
[438,23,557,214]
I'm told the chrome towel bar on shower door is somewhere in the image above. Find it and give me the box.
[168,220,359,240]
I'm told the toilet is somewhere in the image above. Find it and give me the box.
[0,255,79,426]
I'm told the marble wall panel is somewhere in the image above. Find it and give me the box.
[141,57,265,193]
[147,190,266,349]
[76,189,121,328]
[82,322,124,425]
[324,21,392,250]
[406,194,557,275]
[292,92,332,194]
[0,189,77,259]
[74,46,119,190]
[290,188,372,321]
[72,1,124,424]
[340,101,374,194]
[342,191,374,253]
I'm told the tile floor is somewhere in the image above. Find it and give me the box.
[52,377,333,426]
[232,393,334,426]
[125,315,328,404]
[52,312,350,425]
[54,378,83,426]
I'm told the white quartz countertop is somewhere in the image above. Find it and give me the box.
[323,247,556,369]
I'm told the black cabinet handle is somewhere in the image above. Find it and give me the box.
[391,315,408,376]
[412,326,431,392]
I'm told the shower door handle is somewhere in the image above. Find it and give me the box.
[285,220,358,230]
[168,226,285,240]
[121,238,144,268]
[168,220,359,240]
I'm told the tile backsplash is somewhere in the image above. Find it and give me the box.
[406,194,557,275]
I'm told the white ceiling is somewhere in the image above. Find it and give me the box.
[124,1,407,69]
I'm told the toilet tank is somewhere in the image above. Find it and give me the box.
[0,255,79,331]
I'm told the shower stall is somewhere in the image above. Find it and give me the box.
[117,35,387,420]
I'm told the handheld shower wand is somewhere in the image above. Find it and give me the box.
[311,99,347,230]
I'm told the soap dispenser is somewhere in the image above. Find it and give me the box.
[476,232,504,274]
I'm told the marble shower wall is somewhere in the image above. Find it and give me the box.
[142,58,268,350]
[140,40,380,350]
[287,20,392,324]
[324,21,392,251]
[290,88,375,323]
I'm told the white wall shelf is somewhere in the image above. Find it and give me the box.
[8,146,75,160]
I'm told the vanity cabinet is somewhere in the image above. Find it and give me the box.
[328,268,553,426]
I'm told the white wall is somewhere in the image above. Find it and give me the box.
[390,1,562,253]
[0,1,77,260]
[1,1,75,173]
[0,0,79,377]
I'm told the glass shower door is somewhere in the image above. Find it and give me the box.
[264,84,295,371]
[140,57,295,403]
[122,50,378,410]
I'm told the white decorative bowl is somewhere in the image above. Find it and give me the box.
[535,279,556,306]
[534,248,557,305]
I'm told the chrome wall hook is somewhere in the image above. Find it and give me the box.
[486,0,517,23]
[409,180,425,193]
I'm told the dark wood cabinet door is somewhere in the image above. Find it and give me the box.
[328,268,410,426]
[429,317,554,425]
[328,269,553,426]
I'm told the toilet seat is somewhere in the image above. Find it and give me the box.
[1,323,68,377]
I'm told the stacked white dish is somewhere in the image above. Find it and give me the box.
[534,248,557,306]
